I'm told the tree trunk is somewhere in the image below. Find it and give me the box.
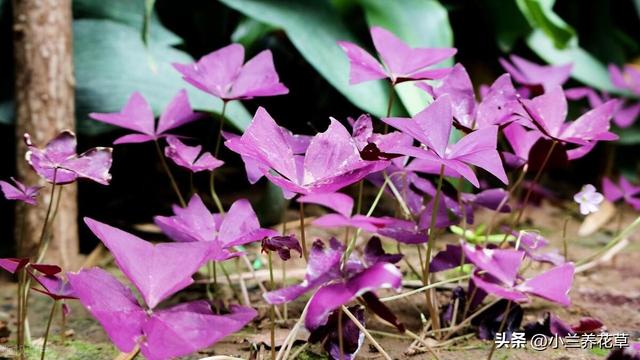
[12,0,78,269]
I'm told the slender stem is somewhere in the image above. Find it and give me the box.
[209,101,228,214]
[36,185,63,264]
[485,164,528,239]
[486,301,512,360]
[383,81,395,133]
[562,217,569,260]
[404,329,440,359]
[380,274,471,302]
[154,140,186,207]
[281,212,288,321]
[17,270,24,356]
[338,308,344,360]
[35,169,58,259]
[576,215,640,268]
[355,180,364,214]
[423,165,446,332]
[342,306,391,360]
[298,202,308,261]
[268,251,276,360]
[220,264,241,303]
[443,299,500,341]
[41,300,58,360]
[214,101,228,159]
[510,141,557,231]
[343,178,390,268]
[206,261,216,302]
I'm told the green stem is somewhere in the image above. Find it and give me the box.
[299,202,308,261]
[338,308,344,360]
[562,217,569,260]
[268,252,276,360]
[423,165,445,332]
[576,215,640,267]
[214,101,228,159]
[206,261,216,302]
[355,180,364,214]
[154,140,186,207]
[383,81,395,133]
[36,185,63,264]
[41,300,57,360]
[509,141,557,233]
[35,169,58,259]
[209,101,228,214]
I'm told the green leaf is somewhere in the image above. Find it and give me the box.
[218,0,397,118]
[74,19,251,135]
[231,17,275,48]
[0,100,13,125]
[358,0,453,116]
[142,0,157,46]
[485,0,531,53]
[615,127,640,145]
[526,30,616,92]
[73,0,180,45]
[515,0,575,49]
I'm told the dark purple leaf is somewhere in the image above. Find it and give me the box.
[262,235,302,261]
[363,237,402,266]
[361,291,404,332]
[472,300,523,340]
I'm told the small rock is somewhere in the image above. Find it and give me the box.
[64,329,75,338]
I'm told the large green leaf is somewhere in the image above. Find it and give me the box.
[526,30,616,93]
[485,0,530,53]
[218,0,397,118]
[74,19,251,135]
[358,0,453,116]
[73,0,180,45]
[516,0,575,49]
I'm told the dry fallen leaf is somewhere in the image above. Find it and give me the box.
[578,200,616,237]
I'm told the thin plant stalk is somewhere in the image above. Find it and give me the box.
[576,215,640,269]
[341,306,391,360]
[486,301,512,360]
[355,180,364,214]
[206,261,216,302]
[41,300,58,360]
[485,164,528,239]
[281,213,288,321]
[423,165,446,332]
[154,140,186,207]
[562,217,569,260]
[338,308,344,360]
[268,251,276,360]
[380,274,471,302]
[383,81,396,133]
[508,141,557,233]
[208,101,229,214]
[23,170,61,348]
[298,202,308,261]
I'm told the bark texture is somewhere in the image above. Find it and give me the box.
[12,0,78,268]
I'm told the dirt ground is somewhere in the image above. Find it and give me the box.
[0,201,638,360]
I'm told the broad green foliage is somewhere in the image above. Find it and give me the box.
[526,30,616,92]
[358,0,454,116]
[218,0,399,118]
[74,19,251,135]
[511,0,616,93]
[516,0,575,49]
[74,0,180,45]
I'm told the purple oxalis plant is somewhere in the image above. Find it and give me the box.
[173,43,288,101]
[603,176,640,210]
[154,194,276,260]
[68,218,257,360]
[25,130,113,185]
[383,95,508,187]
[0,177,42,205]
[226,107,389,198]
[89,90,199,144]
[338,26,456,85]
